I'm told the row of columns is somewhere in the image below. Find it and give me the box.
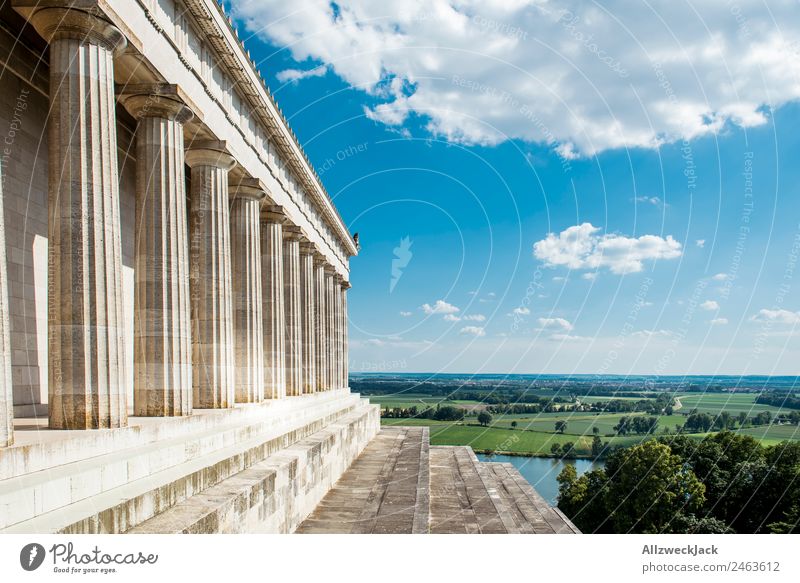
[0,5,351,442]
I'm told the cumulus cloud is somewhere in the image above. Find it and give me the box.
[399,311,413,317]
[749,309,800,324]
[711,273,728,281]
[275,64,328,84]
[421,299,460,315]
[512,307,531,315]
[460,326,486,337]
[631,329,674,338]
[710,318,728,325]
[695,240,706,248]
[443,314,462,322]
[700,300,719,311]
[537,317,574,332]
[463,314,486,322]
[533,223,681,274]
[233,1,800,157]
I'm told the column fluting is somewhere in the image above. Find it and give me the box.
[186,142,236,409]
[283,227,303,397]
[0,164,13,445]
[313,254,328,391]
[229,180,266,403]
[325,268,336,389]
[341,280,351,390]
[121,86,193,417]
[299,241,316,394]
[261,207,286,399]
[30,8,129,429]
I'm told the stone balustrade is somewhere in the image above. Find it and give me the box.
[0,0,356,443]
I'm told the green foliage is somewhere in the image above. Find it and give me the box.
[477,411,492,427]
[557,432,800,533]
[555,420,567,434]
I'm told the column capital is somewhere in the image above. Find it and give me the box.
[185,140,236,170]
[324,264,336,276]
[26,6,126,52]
[229,177,268,202]
[299,240,317,255]
[118,84,194,123]
[283,225,304,241]
[261,205,287,224]
[341,279,352,290]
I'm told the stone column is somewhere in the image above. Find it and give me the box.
[229,180,266,403]
[325,268,337,389]
[341,280,351,390]
[186,142,236,409]
[333,275,344,389]
[28,8,128,429]
[283,226,302,397]
[261,207,285,399]
[0,165,13,445]
[299,241,316,394]
[313,254,328,391]
[120,86,193,417]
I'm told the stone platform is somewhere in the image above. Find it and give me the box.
[297,426,580,534]
[0,390,379,533]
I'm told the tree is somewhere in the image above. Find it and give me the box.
[591,435,604,458]
[550,443,562,456]
[560,442,575,458]
[477,411,492,427]
[510,420,518,430]
[555,420,567,434]
[592,426,600,436]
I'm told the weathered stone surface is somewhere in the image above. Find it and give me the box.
[299,242,316,394]
[0,166,12,446]
[313,255,328,391]
[186,142,236,409]
[229,180,266,404]
[122,87,193,417]
[282,226,302,397]
[325,269,336,389]
[260,208,285,399]
[31,7,129,429]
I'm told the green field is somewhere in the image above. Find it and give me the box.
[676,393,786,415]
[489,412,686,436]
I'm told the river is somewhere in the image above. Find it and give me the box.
[475,453,604,506]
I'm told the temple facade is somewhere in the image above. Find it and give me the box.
[0,0,357,436]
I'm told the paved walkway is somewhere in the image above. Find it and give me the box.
[297,426,579,534]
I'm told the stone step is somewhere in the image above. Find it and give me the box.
[486,462,581,534]
[296,426,430,534]
[0,395,370,533]
[429,446,519,534]
[127,405,379,533]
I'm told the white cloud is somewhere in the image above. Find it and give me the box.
[696,240,706,248]
[421,299,460,315]
[460,326,486,337]
[710,318,728,325]
[233,1,800,157]
[711,273,728,281]
[750,309,800,324]
[533,223,681,275]
[399,311,413,317]
[275,64,328,84]
[443,314,462,322]
[537,317,574,332]
[634,196,665,208]
[552,276,566,282]
[631,329,674,338]
[550,333,591,342]
[700,300,719,311]
[463,314,486,322]
[582,272,598,281]
[512,307,530,315]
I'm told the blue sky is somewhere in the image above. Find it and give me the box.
[228,1,800,375]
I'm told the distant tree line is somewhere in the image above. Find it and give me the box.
[557,433,800,533]
[613,416,659,435]
[380,404,466,421]
[756,392,800,410]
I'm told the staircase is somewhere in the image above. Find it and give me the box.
[297,426,580,534]
[0,390,379,534]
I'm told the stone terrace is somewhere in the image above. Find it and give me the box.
[297,427,580,534]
